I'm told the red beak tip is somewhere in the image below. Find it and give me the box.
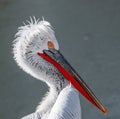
[103,109,108,115]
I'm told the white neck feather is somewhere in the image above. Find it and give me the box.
[36,85,59,118]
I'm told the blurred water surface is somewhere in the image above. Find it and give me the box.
[0,0,120,119]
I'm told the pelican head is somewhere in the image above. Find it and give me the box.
[13,18,69,91]
[13,17,107,116]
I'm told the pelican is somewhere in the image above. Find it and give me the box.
[13,17,107,119]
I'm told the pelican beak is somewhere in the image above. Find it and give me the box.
[37,49,108,114]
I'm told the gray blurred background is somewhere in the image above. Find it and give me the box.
[0,0,120,119]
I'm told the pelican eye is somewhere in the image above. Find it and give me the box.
[47,41,55,49]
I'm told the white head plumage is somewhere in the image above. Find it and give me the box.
[13,17,61,83]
